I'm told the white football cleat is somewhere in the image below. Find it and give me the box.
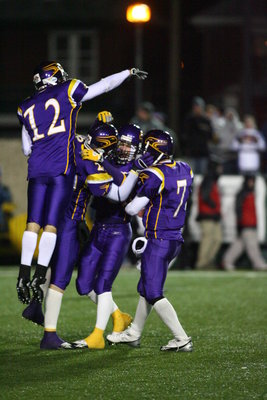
[107,326,141,347]
[160,337,193,352]
[60,341,74,349]
[71,339,88,349]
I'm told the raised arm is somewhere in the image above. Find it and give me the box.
[81,68,148,102]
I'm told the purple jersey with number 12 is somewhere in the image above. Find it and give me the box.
[137,161,194,240]
[17,79,88,179]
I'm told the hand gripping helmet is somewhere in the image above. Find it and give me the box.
[87,123,118,157]
[143,129,174,163]
[116,124,143,164]
[90,110,114,131]
[33,61,68,91]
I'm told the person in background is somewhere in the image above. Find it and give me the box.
[181,97,216,174]
[222,175,267,271]
[231,114,266,174]
[195,160,223,270]
[130,101,162,133]
[207,106,243,174]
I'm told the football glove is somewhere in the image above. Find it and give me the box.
[16,277,31,304]
[30,276,46,303]
[97,110,113,124]
[130,68,148,80]
[132,152,154,172]
[30,265,47,303]
[81,144,104,162]
[132,237,148,257]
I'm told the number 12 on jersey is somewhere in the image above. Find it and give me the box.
[173,179,187,218]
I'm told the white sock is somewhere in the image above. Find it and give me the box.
[88,290,118,313]
[131,296,152,335]
[153,298,188,341]
[95,292,113,331]
[37,232,57,267]
[88,290,97,304]
[21,231,38,266]
[41,267,51,299]
[111,301,118,313]
[44,288,63,330]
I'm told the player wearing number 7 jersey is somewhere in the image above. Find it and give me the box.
[107,129,194,352]
[16,60,148,306]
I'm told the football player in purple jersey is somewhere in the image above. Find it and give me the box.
[16,61,148,305]
[107,129,194,352]
[72,124,144,350]
[21,111,114,327]
[39,123,152,349]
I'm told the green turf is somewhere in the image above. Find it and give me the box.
[0,267,266,400]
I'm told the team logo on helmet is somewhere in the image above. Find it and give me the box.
[43,63,61,75]
[96,135,118,149]
[33,61,68,91]
[145,136,168,153]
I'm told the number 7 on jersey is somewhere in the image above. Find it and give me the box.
[173,179,187,218]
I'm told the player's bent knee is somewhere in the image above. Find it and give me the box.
[94,280,112,295]
[76,279,93,296]
[146,296,164,305]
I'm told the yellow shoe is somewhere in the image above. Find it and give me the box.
[112,310,133,333]
[73,327,105,349]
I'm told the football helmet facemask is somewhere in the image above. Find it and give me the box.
[33,61,68,91]
[116,124,143,165]
[143,129,174,164]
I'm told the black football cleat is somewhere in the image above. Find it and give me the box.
[22,300,44,326]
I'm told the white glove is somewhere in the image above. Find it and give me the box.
[132,237,148,257]
[130,68,148,80]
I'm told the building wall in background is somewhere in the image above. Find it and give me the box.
[0,138,27,215]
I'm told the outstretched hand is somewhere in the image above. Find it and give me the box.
[130,68,148,80]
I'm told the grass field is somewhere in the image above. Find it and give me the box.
[0,267,267,400]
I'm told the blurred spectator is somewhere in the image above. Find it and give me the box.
[181,96,216,174]
[195,160,223,270]
[231,114,266,174]
[0,167,14,233]
[260,119,267,173]
[210,107,243,174]
[222,175,267,271]
[130,101,162,133]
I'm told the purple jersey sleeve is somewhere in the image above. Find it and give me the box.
[136,169,163,199]
[85,163,113,197]
[71,80,88,103]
